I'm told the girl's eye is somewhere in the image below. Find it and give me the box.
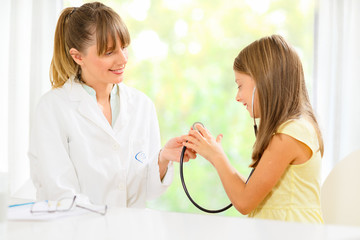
[105,51,113,56]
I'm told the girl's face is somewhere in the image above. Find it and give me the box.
[79,35,128,87]
[234,71,260,118]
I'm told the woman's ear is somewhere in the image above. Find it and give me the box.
[69,48,83,65]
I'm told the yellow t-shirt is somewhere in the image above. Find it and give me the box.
[248,118,323,223]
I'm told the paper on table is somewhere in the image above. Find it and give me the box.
[8,204,89,221]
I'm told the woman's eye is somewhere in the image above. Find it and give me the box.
[105,51,112,56]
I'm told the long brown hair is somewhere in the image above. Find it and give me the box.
[50,2,131,88]
[233,35,324,167]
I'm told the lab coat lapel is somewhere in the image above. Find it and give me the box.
[66,80,116,138]
[112,83,130,133]
[78,99,116,137]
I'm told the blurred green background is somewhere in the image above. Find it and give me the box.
[67,0,315,217]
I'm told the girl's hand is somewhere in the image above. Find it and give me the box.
[183,124,226,166]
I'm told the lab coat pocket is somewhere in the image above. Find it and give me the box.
[131,140,148,165]
[128,140,148,189]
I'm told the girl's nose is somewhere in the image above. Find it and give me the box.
[235,91,241,102]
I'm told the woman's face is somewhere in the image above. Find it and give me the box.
[79,35,128,87]
[234,71,260,118]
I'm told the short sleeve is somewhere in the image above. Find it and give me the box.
[276,118,319,154]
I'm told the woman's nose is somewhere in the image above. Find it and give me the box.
[119,48,128,65]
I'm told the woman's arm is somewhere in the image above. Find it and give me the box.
[29,95,81,201]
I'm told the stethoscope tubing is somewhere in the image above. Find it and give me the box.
[180,146,233,213]
[180,145,256,213]
[181,90,257,214]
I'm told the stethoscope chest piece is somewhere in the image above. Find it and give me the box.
[192,122,204,132]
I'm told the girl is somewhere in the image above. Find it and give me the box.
[29,2,194,208]
[183,35,324,223]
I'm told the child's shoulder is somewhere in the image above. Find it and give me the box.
[276,117,318,152]
[277,117,314,135]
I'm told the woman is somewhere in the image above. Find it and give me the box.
[29,2,194,208]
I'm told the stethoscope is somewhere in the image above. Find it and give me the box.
[179,87,257,213]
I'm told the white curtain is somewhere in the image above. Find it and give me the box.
[314,0,360,181]
[0,0,62,198]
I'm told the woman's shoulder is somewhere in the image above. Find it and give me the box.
[37,86,64,103]
[39,82,71,99]
[35,81,77,112]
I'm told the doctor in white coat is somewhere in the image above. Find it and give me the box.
[29,2,195,208]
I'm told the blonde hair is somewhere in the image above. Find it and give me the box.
[233,35,324,168]
[50,2,130,88]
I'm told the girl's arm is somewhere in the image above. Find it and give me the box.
[183,125,311,215]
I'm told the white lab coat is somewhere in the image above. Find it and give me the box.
[29,78,173,208]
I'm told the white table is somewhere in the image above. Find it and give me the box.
[3,207,360,240]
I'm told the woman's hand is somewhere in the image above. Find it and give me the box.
[158,135,197,180]
[183,124,226,166]
[159,135,197,163]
